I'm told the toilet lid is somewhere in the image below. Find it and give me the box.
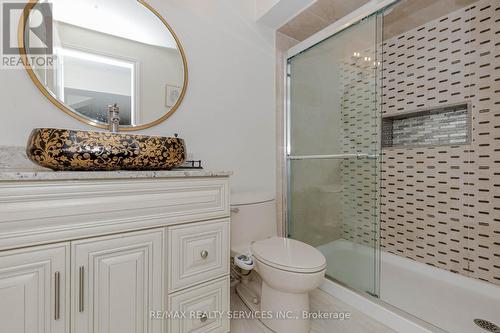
[251,237,326,273]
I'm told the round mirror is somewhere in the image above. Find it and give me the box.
[19,0,188,130]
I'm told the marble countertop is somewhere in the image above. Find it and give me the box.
[0,146,231,181]
[0,169,233,181]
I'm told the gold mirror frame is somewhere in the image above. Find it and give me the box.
[18,0,188,131]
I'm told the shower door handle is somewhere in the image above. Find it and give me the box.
[287,153,377,160]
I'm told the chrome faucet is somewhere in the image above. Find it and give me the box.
[107,104,120,132]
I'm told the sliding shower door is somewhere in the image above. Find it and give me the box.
[286,14,382,296]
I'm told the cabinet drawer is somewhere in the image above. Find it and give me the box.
[168,277,229,333]
[168,219,229,291]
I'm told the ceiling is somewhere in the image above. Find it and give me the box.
[383,0,479,40]
[277,0,370,42]
[278,0,480,42]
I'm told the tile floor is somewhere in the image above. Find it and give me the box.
[230,287,396,333]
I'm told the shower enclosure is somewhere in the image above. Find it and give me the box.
[286,12,383,296]
[285,0,500,331]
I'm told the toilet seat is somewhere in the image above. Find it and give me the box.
[251,237,326,273]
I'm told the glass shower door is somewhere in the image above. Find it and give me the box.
[287,13,382,296]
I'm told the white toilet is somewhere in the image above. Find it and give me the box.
[231,192,326,333]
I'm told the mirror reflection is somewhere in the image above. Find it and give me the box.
[25,0,187,129]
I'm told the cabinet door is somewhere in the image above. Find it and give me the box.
[0,243,70,333]
[72,229,163,333]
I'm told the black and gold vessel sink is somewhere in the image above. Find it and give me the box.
[26,128,185,171]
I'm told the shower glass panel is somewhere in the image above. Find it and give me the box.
[287,14,382,296]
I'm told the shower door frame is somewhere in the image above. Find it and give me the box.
[282,0,399,293]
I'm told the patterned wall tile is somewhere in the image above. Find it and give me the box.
[380,0,500,286]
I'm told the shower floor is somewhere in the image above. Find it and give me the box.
[318,239,500,333]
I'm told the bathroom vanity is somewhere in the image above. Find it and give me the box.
[0,170,231,333]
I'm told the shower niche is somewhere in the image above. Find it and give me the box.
[382,102,471,148]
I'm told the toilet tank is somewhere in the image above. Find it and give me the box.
[230,192,277,254]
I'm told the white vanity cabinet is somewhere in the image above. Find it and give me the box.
[0,173,231,333]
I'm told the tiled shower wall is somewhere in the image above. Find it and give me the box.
[380,0,500,285]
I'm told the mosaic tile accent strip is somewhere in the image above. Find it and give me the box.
[380,0,500,286]
[382,103,470,148]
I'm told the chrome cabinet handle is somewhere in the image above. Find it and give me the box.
[200,250,209,259]
[79,266,84,313]
[54,271,60,320]
[200,313,208,323]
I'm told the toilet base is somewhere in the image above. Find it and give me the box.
[235,282,260,313]
[235,272,313,333]
[260,281,311,333]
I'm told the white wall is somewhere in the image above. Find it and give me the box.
[51,0,178,48]
[0,0,276,194]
